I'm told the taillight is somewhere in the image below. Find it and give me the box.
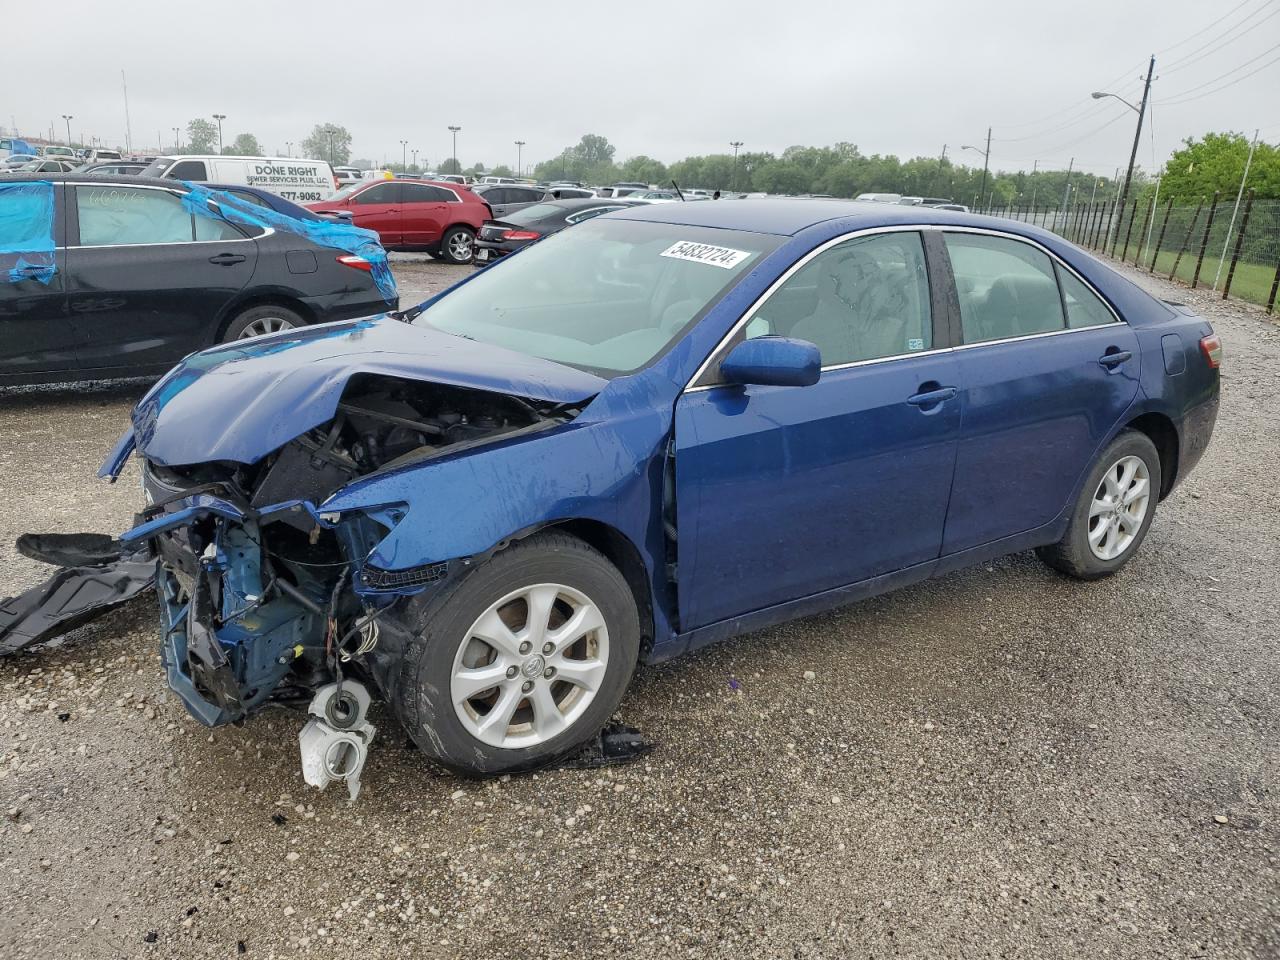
[504,230,541,241]
[1199,333,1222,368]
[336,254,373,272]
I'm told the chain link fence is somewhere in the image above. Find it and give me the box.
[978,195,1280,313]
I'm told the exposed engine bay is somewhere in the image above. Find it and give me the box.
[127,375,577,794]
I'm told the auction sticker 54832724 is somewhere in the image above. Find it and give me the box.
[660,240,753,269]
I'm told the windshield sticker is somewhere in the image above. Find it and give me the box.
[660,240,752,269]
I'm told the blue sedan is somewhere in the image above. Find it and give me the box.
[104,200,1220,780]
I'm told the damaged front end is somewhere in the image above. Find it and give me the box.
[120,372,575,733]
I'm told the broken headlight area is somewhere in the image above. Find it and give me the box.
[130,374,575,730]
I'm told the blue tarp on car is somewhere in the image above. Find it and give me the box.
[180,182,397,303]
[0,180,56,284]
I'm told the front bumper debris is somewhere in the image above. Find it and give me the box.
[298,681,376,801]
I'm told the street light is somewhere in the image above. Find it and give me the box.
[212,114,226,154]
[448,125,461,174]
[730,140,743,191]
[285,141,293,157]
[961,127,992,211]
[411,148,418,171]
[400,139,408,170]
[515,140,525,177]
[61,114,73,147]
[1091,91,1139,113]
[172,126,180,151]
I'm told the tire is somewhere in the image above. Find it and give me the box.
[1036,429,1162,581]
[391,532,640,776]
[221,304,305,342]
[439,226,476,265]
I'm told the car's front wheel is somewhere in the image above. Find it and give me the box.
[439,226,476,264]
[1036,429,1161,580]
[390,532,640,775]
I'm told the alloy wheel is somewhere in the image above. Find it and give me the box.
[450,583,609,749]
[1088,454,1151,561]
[237,316,297,339]
[448,231,474,261]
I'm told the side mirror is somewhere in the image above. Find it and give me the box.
[719,336,821,388]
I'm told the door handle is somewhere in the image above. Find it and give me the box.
[1098,350,1133,369]
[906,386,958,407]
[208,253,246,266]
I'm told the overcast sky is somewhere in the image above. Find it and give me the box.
[7,0,1278,177]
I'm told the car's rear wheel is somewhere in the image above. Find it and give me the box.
[221,304,305,341]
[439,226,476,264]
[390,532,640,775]
[1036,429,1161,580]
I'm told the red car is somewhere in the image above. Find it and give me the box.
[306,179,490,264]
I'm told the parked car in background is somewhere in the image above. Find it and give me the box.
[202,183,331,221]
[39,145,77,160]
[83,148,123,164]
[597,183,649,198]
[474,197,638,263]
[1,154,40,170]
[140,155,338,203]
[6,158,78,173]
[932,203,971,212]
[855,192,902,202]
[334,165,363,188]
[625,190,682,203]
[546,186,595,199]
[470,183,548,219]
[0,174,395,385]
[305,178,489,263]
[104,199,1219,777]
[74,161,148,176]
[434,173,469,186]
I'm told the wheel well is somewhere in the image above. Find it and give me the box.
[545,519,655,661]
[213,294,316,343]
[1124,413,1179,498]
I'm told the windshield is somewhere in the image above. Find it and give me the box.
[330,182,368,200]
[415,217,779,377]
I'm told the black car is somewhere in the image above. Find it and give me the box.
[469,183,548,219]
[0,174,395,387]
[474,197,639,263]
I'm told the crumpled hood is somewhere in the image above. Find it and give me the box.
[132,315,606,467]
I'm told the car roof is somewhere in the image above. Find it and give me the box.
[609,197,1021,236]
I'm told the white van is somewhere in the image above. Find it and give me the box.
[85,148,123,163]
[140,155,338,202]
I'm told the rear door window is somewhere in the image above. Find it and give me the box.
[943,233,1065,343]
[403,183,454,203]
[75,186,195,246]
[354,182,399,205]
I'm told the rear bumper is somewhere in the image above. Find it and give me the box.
[1174,393,1219,491]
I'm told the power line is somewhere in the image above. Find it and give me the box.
[995,61,1146,130]
[1158,0,1271,64]
[1157,40,1280,103]
[1162,3,1280,74]
[993,83,1143,144]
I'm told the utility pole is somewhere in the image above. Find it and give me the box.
[285,141,293,157]
[979,127,991,211]
[400,139,408,170]
[173,126,180,151]
[1110,55,1155,256]
[940,143,948,163]
[515,140,525,176]
[212,114,226,154]
[61,114,73,147]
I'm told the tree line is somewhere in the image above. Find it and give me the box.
[177,122,1278,209]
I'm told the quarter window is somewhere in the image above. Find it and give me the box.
[744,231,933,366]
[1058,266,1116,329]
[76,186,194,246]
[944,233,1065,343]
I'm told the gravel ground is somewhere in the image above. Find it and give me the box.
[0,258,1276,959]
